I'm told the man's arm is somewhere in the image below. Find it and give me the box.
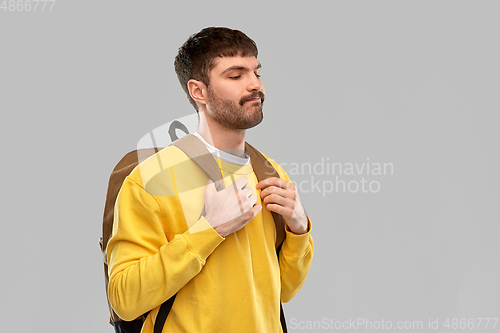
[107,176,224,321]
[279,217,314,302]
[256,158,314,303]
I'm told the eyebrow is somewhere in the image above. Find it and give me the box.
[221,63,261,76]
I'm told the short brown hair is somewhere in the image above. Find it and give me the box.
[174,27,259,110]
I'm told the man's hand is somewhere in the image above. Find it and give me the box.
[256,177,309,235]
[203,176,262,238]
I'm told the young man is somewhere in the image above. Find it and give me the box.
[107,27,314,333]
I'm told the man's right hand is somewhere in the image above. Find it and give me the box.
[203,176,262,238]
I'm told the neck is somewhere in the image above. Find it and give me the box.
[196,110,247,158]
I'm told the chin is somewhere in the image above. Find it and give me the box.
[241,113,263,129]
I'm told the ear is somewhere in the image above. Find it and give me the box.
[188,79,208,107]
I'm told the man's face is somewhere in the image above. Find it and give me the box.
[205,55,265,130]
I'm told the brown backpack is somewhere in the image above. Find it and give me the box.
[99,134,288,333]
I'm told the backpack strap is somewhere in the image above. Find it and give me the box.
[153,294,176,333]
[245,140,288,333]
[170,134,225,191]
[244,141,287,250]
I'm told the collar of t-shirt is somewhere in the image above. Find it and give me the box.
[193,131,250,166]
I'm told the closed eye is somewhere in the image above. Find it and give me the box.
[229,76,241,80]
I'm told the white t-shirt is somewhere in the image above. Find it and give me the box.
[193,132,250,166]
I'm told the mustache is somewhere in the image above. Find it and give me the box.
[239,91,265,106]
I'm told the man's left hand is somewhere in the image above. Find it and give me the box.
[256,177,309,235]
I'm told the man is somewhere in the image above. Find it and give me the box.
[107,27,313,333]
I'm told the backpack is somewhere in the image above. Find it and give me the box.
[99,133,288,333]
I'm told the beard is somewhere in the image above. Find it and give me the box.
[206,87,265,130]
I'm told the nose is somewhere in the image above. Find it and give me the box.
[247,74,263,92]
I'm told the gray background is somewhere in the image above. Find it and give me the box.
[1,1,499,332]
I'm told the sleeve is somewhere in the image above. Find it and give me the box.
[106,176,225,321]
[261,154,315,303]
[279,217,314,303]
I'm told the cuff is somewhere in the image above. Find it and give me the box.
[184,216,225,262]
[282,217,312,257]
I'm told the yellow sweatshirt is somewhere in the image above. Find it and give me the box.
[107,145,314,333]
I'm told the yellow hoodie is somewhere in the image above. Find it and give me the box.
[107,145,313,332]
